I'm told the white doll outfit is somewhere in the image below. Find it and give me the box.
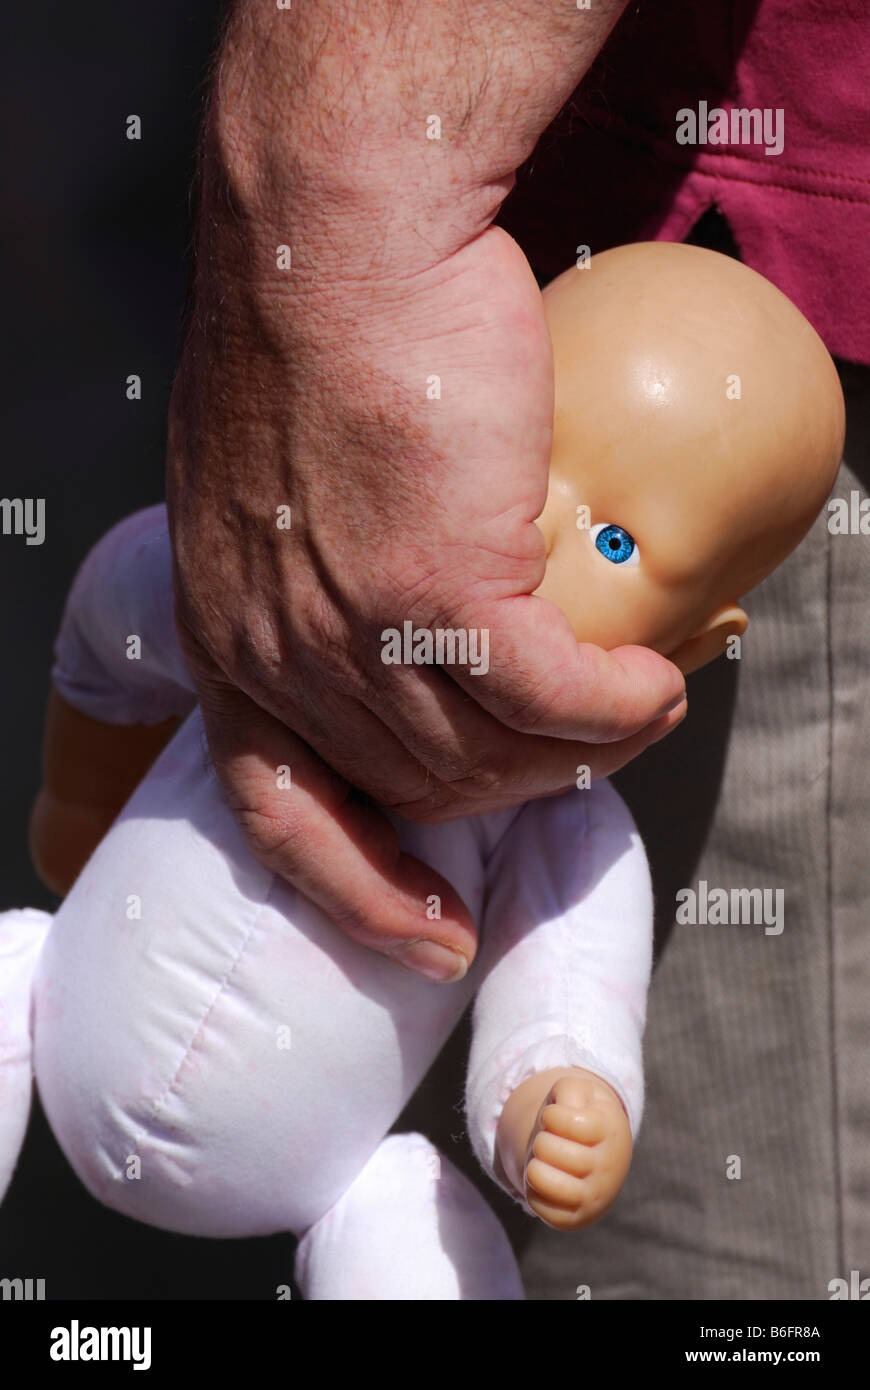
[0,505,653,1300]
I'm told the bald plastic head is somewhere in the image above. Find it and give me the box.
[535,242,845,673]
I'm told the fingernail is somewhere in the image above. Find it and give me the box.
[660,688,688,715]
[393,939,468,983]
[650,698,687,741]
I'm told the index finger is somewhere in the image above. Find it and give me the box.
[196,687,480,979]
[443,593,686,741]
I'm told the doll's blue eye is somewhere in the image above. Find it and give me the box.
[594,524,637,565]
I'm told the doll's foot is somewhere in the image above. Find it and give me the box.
[496,1067,632,1231]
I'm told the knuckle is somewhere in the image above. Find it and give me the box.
[393,761,508,814]
[350,658,396,709]
[387,780,466,823]
[396,798,454,826]
[498,677,565,733]
[233,802,305,865]
[294,595,352,671]
[445,753,512,799]
[474,660,554,731]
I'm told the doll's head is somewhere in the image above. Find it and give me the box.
[535,242,845,673]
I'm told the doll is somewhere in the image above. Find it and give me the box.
[0,242,844,1300]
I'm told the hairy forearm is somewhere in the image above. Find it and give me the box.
[204,0,627,282]
[170,0,628,491]
[168,1,627,645]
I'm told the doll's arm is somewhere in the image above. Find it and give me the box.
[466,779,653,1215]
[29,692,182,895]
[29,505,196,895]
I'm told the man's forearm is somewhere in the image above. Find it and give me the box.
[163,0,689,965]
[206,0,628,281]
[171,0,629,499]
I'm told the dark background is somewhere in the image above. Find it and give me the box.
[1,2,301,1298]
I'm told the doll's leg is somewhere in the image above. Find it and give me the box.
[0,908,53,1204]
[294,1132,524,1300]
[466,781,653,1230]
[32,708,482,1239]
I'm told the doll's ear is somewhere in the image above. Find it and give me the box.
[666,605,748,676]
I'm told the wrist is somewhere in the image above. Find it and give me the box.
[207,10,516,279]
[200,0,628,287]
[200,105,510,301]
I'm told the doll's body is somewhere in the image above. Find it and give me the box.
[1,243,845,1298]
[13,504,649,1283]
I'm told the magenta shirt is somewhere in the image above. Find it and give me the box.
[497,0,870,365]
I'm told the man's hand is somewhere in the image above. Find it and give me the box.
[166,0,685,980]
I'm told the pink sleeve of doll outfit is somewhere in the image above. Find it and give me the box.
[39,506,651,1225]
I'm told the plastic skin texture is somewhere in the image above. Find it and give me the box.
[30,242,845,1232]
[497,242,844,1228]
